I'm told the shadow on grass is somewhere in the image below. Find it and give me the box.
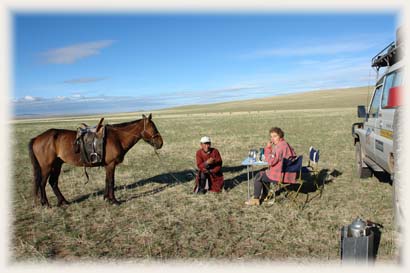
[222,165,248,173]
[70,169,196,204]
[71,165,249,204]
[223,166,267,191]
[225,167,342,195]
[293,168,341,194]
[372,171,392,185]
[261,168,342,203]
[259,168,342,208]
[369,222,384,260]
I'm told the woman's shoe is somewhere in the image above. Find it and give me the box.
[245,198,260,206]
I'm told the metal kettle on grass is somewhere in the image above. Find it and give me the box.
[347,217,369,237]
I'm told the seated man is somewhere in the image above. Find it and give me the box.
[194,136,224,194]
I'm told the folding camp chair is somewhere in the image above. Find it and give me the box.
[293,146,324,206]
[264,147,324,206]
[263,155,303,204]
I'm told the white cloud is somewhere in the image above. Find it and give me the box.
[252,43,372,57]
[71,94,84,99]
[40,40,115,64]
[23,96,35,101]
[13,94,164,116]
[22,95,39,101]
[290,58,373,90]
[240,38,379,59]
[64,77,108,84]
[224,56,375,95]
[55,96,66,101]
[161,84,261,99]
[13,54,375,116]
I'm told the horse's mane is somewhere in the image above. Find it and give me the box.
[108,119,143,128]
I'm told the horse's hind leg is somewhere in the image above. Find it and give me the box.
[49,159,69,207]
[40,167,52,207]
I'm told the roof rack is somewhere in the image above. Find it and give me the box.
[371,41,402,70]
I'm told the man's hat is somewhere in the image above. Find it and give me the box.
[200,136,211,143]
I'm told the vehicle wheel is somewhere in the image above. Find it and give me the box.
[393,106,403,257]
[355,142,372,178]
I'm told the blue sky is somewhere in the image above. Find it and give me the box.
[13,13,397,116]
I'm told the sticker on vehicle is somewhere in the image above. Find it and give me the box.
[375,139,384,152]
[381,129,393,140]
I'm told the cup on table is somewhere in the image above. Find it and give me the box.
[259,147,264,161]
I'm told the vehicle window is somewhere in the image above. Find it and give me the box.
[381,71,402,108]
[393,70,403,86]
[369,86,383,118]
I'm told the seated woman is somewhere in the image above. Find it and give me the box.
[194,136,224,194]
[245,127,297,206]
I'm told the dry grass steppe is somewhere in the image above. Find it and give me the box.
[11,86,397,263]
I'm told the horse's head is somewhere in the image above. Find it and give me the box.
[141,113,163,150]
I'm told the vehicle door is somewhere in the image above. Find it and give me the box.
[364,84,383,160]
[377,69,403,171]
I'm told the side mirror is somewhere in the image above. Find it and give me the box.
[357,105,367,118]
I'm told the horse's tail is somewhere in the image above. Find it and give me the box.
[28,137,42,203]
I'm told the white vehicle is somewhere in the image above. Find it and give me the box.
[352,28,404,259]
[352,31,403,179]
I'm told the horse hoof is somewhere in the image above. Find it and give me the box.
[57,200,70,207]
[41,202,51,208]
[112,200,121,206]
[107,198,121,206]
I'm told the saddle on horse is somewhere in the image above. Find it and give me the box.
[74,117,106,165]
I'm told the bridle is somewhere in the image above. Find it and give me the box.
[141,118,161,144]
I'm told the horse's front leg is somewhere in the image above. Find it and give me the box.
[104,162,120,205]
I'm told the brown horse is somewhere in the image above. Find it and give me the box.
[28,114,163,207]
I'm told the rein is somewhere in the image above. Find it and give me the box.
[153,149,185,184]
[141,118,161,141]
